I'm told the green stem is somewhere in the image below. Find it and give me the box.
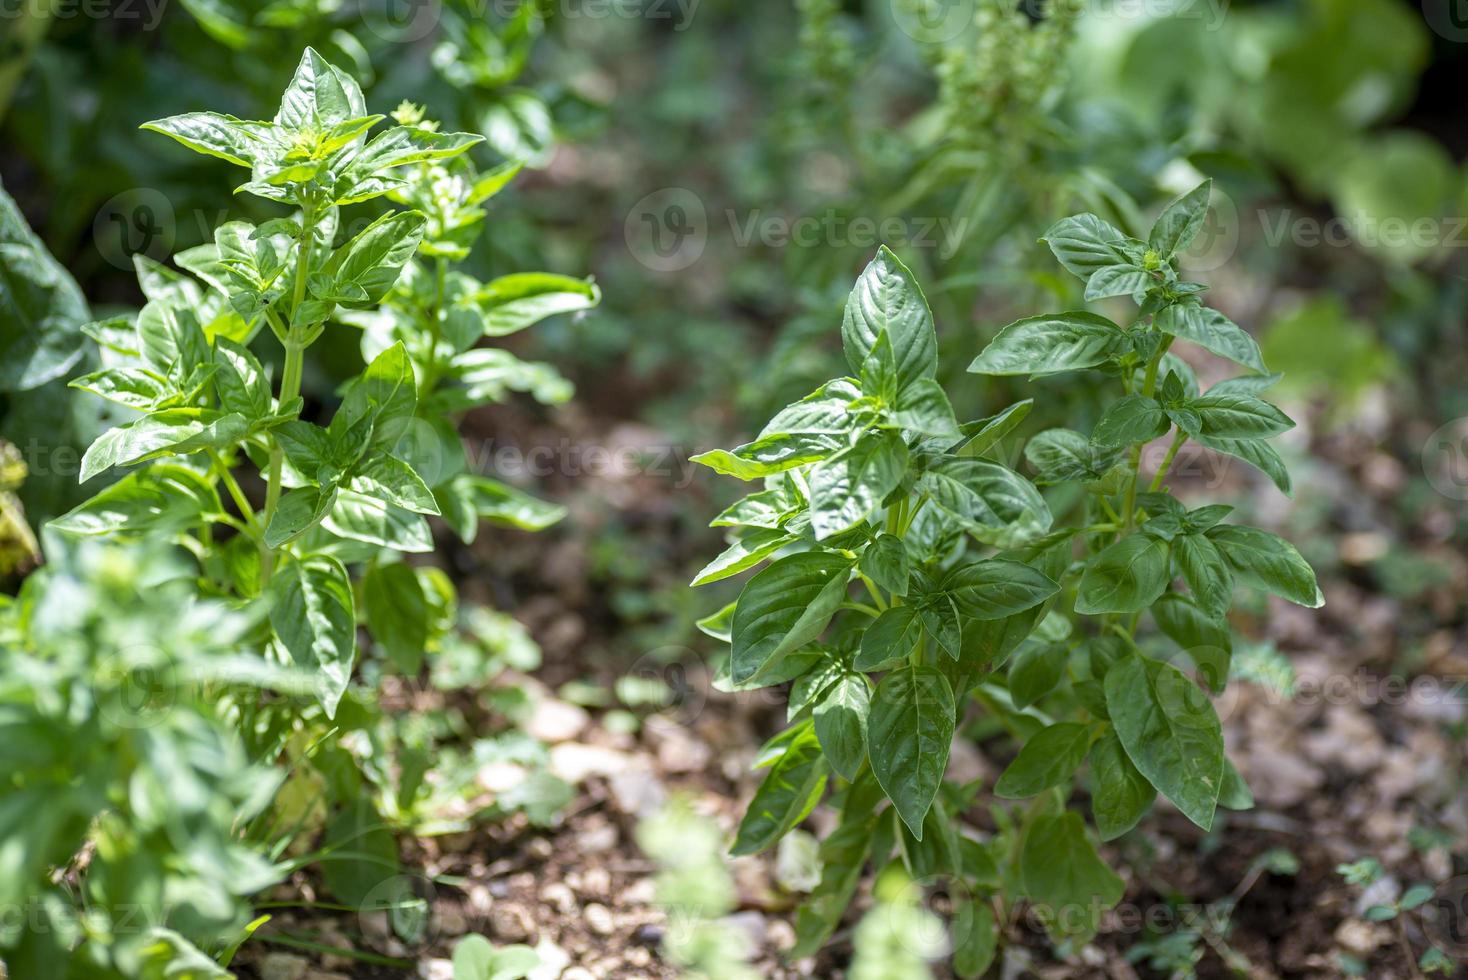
[857,573,889,612]
[259,200,319,584]
[259,341,304,583]
[1121,336,1174,530]
[421,256,448,393]
[210,450,258,530]
[1148,429,1187,493]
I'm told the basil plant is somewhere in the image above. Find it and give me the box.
[51,48,597,713]
[693,182,1320,971]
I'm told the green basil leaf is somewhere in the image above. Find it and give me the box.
[325,211,427,309]
[731,723,828,856]
[364,561,430,674]
[1105,652,1224,831]
[50,464,222,537]
[1085,263,1150,302]
[336,342,417,449]
[1206,524,1322,607]
[919,456,1052,547]
[957,398,1032,457]
[994,722,1092,798]
[1148,180,1211,257]
[79,409,249,482]
[1092,394,1169,448]
[322,489,433,552]
[969,311,1126,377]
[868,665,954,838]
[69,368,173,411]
[140,111,275,168]
[1173,532,1235,622]
[213,338,272,419]
[478,273,601,337]
[1150,592,1232,693]
[1075,533,1172,615]
[1155,302,1267,374]
[275,47,366,131]
[944,558,1059,621]
[807,431,908,540]
[1189,392,1294,440]
[730,552,851,685]
[690,528,796,587]
[269,554,357,717]
[1089,730,1156,840]
[265,485,337,548]
[1024,428,1122,484]
[1195,434,1293,496]
[841,246,938,391]
[813,673,870,781]
[1042,212,1139,279]
[1019,811,1125,941]
[1007,641,1067,709]
[859,532,910,597]
[346,455,440,515]
[855,605,922,671]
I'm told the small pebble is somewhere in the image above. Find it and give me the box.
[584,902,615,936]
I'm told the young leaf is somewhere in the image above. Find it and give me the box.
[478,273,601,337]
[919,456,1052,547]
[1149,180,1212,258]
[969,312,1126,377]
[1019,811,1125,940]
[958,399,1032,457]
[813,674,870,781]
[325,211,428,308]
[1104,652,1225,831]
[364,561,430,674]
[859,532,910,597]
[1075,533,1171,615]
[690,528,796,587]
[1155,301,1267,374]
[1206,525,1322,607]
[1041,213,1139,282]
[994,722,1092,798]
[855,605,923,671]
[841,246,938,391]
[807,431,907,539]
[322,490,433,552]
[50,465,222,537]
[1189,392,1294,440]
[731,723,828,856]
[868,666,954,838]
[1089,731,1156,840]
[1092,395,1169,447]
[1173,532,1235,622]
[1150,592,1232,693]
[269,555,357,718]
[944,559,1059,620]
[730,553,851,684]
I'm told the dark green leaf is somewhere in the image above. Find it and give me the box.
[1105,653,1224,831]
[868,666,954,837]
[995,723,1092,798]
[1075,533,1172,614]
[730,552,851,684]
[969,312,1126,377]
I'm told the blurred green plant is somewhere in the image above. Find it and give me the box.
[0,538,287,976]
